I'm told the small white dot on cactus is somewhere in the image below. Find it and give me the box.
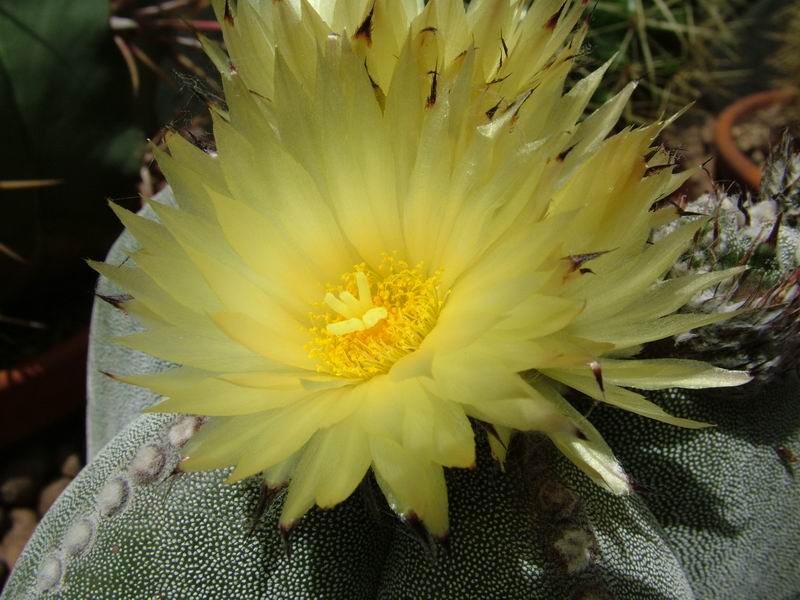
[35,555,63,593]
[553,527,596,573]
[64,517,96,557]
[97,477,130,517]
[128,444,167,484]
[168,416,203,448]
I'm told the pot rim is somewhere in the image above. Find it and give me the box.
[713,88,798,191]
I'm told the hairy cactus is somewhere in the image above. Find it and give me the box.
[655,133,800,382]
[2,189,799,599]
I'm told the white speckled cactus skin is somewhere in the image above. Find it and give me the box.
[2,189,799,599]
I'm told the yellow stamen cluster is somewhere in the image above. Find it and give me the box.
[308,258,444,378]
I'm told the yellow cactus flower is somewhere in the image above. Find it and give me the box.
[92,0,751,537]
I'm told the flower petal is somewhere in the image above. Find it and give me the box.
[401,389,476,468]
[536,380,632,495]
[574,310,743,350]
[370,435,449,537]
[211,311,313,370]
[225,385,361,482]
[116,327,278,373]
[590,358,752,390]
[587,268,745,326]
[263,450,300,489]
[140,377,310,416]
[155,131,228,221]
[89,260,203,329]
[279,419,371,527]
[433,351,571,433]
[543,369,711,429]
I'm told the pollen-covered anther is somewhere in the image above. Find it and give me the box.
[308,259,443,379]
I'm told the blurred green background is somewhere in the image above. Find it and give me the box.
[0,0,217,368]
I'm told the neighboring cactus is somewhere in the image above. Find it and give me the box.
[655,133,800,382]
[2,189,799,599]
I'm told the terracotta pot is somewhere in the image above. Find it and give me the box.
[0,330,88,445]
[713,88,798,191]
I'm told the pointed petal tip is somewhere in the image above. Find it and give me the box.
[434,530,451,556]
[401,512,433,543]
[607,469,633,496]
[223,468,249,485]
[278,514,299,554]
[95,293,132,311]
[278,520,294,533]
[728,370,755,387]
[99,370,119,381]
[249,482,283,535]
[86,258,105,273]
[401,510,449,542]
[176,455,193,473]
[141,403,167,414]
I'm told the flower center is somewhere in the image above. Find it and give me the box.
[307,258,443,379]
